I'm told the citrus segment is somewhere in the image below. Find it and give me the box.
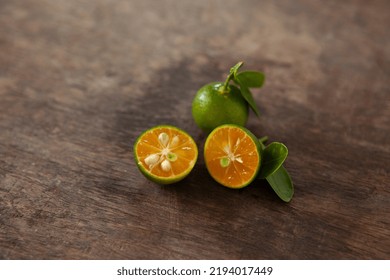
[204,125,261,189]
[134,125,198,184]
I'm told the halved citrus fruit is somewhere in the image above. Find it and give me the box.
[134,125,198,184]
[204,124,261,189]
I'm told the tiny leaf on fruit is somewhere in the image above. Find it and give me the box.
[236,71,265,88]
[258,142,288,179]
[230,62,244,76]
[234,78,261,117]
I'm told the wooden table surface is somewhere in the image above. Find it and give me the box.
[1,0,389,260]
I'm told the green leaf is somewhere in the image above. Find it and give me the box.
[236,71,265,88]
[229,62,244,76]
[235,78,261,117]
[258,142,288,179]
[266,166,294,202]
[258,139,294,202]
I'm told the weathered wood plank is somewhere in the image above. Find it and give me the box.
[0,0,389,259]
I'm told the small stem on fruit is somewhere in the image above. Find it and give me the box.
[259,136,269,145]
[219,62,244,93]
[220,72,233,93]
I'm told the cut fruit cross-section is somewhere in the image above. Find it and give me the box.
[204,124,261,189]
[134,125,198,184]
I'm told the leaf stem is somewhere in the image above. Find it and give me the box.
[258,136,269,145]
[220,62,244,93]
[220,72,234,93]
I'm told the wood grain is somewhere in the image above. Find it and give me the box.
[0,0,389,259]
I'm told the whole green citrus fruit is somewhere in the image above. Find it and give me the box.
[192,82,249,133]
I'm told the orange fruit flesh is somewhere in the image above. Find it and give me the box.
[204,126,260,188]
[135,127,197,179]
